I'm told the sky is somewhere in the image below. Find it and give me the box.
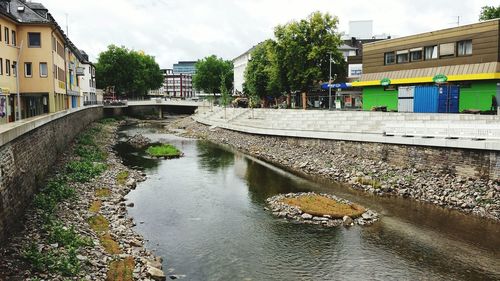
[38,0,497,69]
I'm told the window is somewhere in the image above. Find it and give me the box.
[0,58,3,75]
[410,48,423,61]
[439,43,455,58]
[28,32,41,47]
[6,59,11,76]
[12,61,16,77]
[40,62,48,77]
[24,62,32,77]
[457,40,472,56]
[396,50,409,63]
[52,36,56,51]
[11,30,16,46]
[384,52,395,65]
[4,27,9,44]
[424,45,438,60]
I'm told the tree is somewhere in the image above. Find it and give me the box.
[95,45,163,98]
[274,12,345,103]
[219,73,232,119]
[244,40,283,106]
[193,55,233,96]
[479,5,500,21]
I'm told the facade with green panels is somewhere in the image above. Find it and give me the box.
[362,87,398,111]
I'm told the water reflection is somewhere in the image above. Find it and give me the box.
[196,141,235,173]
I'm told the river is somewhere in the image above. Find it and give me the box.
[115,122,500,281]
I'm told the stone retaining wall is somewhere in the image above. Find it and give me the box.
[0,107,104,242]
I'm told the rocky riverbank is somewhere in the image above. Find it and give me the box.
[266,192,379,227]
[170,117,499,222]
[0,119,167,280]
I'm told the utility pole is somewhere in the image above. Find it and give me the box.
[328,53,332,110]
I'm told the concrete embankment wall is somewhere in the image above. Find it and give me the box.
[194,108,500,181]
[0,106,104,243]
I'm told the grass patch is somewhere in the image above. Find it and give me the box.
[21,243,81,276]
[66,161,107,183]
[89,200,102,213]
[356,177,382,189]
[99,117,118,124]
[95,188,111,198]
[107,257,135,281]
[116,171,129,185]
[146,144,182,158]
[282,195,366,219]
[100,233,121,255]
[47,223,93,248]
[88,215,109,233]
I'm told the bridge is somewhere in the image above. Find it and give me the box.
[103,98,210,117]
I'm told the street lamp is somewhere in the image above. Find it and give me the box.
[10,40,23,121]
[328,53,337,110]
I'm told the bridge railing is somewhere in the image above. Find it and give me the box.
[103,100,128,107]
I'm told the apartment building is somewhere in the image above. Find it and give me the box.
[0,0,88,121]
[79,51,97,106]
[354,19,500,112]
[165,68,194,98]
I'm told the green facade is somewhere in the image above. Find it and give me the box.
[459,81,498,112]
[362,86,398,111]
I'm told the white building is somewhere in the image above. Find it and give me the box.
[78,51,97,105]
[232,46,255,95]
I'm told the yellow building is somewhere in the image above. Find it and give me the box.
[0,0,87,121]
[0,3,18,123]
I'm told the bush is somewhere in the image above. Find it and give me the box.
[66,161,107,183]
[47,223,93,248]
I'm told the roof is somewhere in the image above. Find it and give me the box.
[25,2,47,11]
[9,0,50,24]
[338,44,358,51]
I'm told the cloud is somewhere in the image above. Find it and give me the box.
[39,0,494,68]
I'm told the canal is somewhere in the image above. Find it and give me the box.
[115,122,500,281]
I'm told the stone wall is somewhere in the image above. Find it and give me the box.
[0,107,104,242]
[282,137,499,181]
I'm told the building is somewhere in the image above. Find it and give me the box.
[79,51,96,105]
[173,61,196,75]
[165,69,194,98]
[232,46,255,95]
[354,19,500,113]
[0,0,88,122]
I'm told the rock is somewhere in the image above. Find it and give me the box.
[312,217,329,222]
[147,266,166,280]
[127,202,135,207]
[342,216,353,226]
[147,260,163,270]
[301,213,313,220]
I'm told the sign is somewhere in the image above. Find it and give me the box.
[321,82,352,90]
[380,78,391,86]
[433,74,448,83]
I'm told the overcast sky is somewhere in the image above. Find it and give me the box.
[39,0,496,68]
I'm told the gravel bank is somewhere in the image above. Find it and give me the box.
[0,120,166,280]
[171,117,499,222]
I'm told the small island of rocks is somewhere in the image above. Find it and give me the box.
[266,192,379,227]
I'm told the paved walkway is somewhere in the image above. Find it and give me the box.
[193,107,500,151]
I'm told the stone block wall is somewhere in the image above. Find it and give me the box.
[0,107,103,243]
[284,137,500,181]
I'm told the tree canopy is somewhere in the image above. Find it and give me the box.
[274,11,345,93]
[193,55,233,94]
[95,45,163,98]
[244,39,282,101]
[479,5,500,21]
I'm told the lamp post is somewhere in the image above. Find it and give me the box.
[328,53,337,110]
[10,40,23,121]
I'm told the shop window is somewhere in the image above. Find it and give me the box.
[396,50,409,63]
[384,52,395,65]
[410,48,423,61]
[424,45,438,60]
[439,43,455,58]
[457,40,472,56]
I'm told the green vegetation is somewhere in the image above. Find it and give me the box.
[479,5,500,21]
[107,257,135,281]
[95,45,163,98]
[22,120,113,277]
[116,171,130,185]
[282,195,366,218]
[193,55,233,97]
[146,144,182,158]
[89,200,102,213]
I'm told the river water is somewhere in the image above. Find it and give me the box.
[116,122,500,281]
